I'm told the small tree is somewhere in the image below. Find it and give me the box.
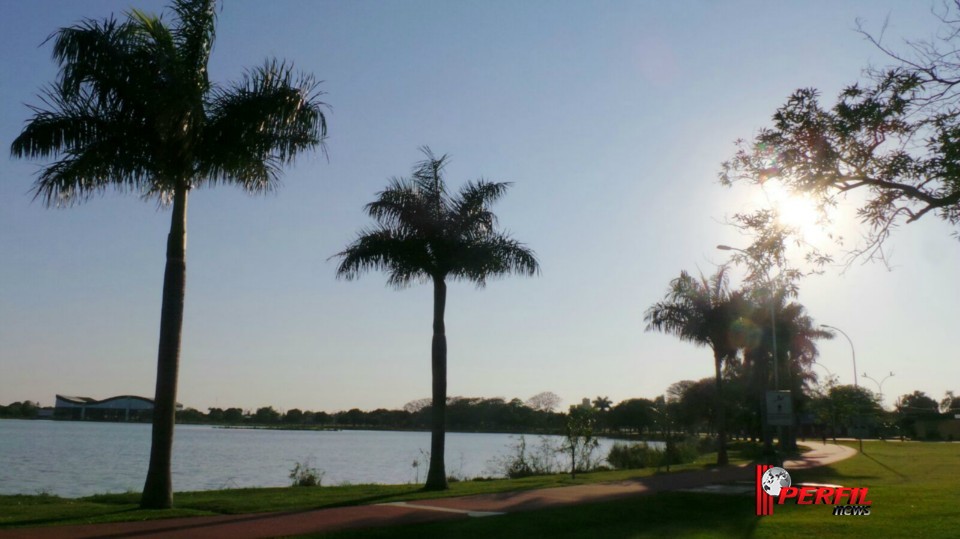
[561,406,600,479]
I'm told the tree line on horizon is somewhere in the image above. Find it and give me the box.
[4,386,957,442]
[10,0,960,511]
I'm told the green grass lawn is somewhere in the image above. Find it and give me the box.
[306,441,960,539]
[0,447,746,529]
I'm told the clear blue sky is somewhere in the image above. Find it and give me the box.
[2,1,957,413]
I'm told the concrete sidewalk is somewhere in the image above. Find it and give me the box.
[1,442,856,539]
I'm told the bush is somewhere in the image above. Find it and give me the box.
[488,435,559,478]
[696,435,717,454]
[668,436,701,464]
[607,436,705,470]
[607,442,652,469]
[289,460,324,487]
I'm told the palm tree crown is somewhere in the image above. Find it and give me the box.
[335,147,538,285]
[644,268,746,359]
[11,0,326,203]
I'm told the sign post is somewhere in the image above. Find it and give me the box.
[766,390,793,426]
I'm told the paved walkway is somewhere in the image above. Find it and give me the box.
[2,442,855,539]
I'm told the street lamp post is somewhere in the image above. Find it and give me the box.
[819,324,857,389]
[862,371,895,407]
[863,371,895,441]
[812,361,835,384]
[820,324,862,452]
[717,244,781,454]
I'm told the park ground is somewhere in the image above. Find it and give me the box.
[0,441,956,538]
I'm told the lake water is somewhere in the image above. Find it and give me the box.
[0,419,650,498]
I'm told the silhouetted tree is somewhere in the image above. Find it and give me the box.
[941,391,960,414]
[743,290,831,449]
[645,267,748,465]
[897,390,941,438]
[334,148,539,490]
[284,409,304,424]
[592,396,613,412]
[721,3,960,265]
[223,408,244,423]
[254,406,281,423]
[10,0,326,508]
[609,398,655,436]
[815,385,883,438]
[526,391,563,413]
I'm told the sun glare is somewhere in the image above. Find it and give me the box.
[757,179,827,244]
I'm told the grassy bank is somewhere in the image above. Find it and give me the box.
[0,446,750,529]
[307,441,960,539]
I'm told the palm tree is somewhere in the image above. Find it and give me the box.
[752,292,831,450]
[334,148,539,490]
[644,267,747,465]
[10,0,326,508]
[592,396,613,412]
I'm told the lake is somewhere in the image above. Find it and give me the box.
[0,419,650,498]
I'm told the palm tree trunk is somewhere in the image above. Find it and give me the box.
[141,184,188,509]
[424,276,448,490]
[714,351,729,466]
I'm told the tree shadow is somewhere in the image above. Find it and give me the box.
[861,453,907,480]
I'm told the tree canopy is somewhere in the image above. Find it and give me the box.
[721,3,960,265]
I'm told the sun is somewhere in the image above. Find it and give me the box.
[756,179,826,244]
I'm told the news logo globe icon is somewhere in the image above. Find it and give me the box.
[760,467,791,496]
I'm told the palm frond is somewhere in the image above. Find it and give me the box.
[645,267,749,355]
[453,180,510,233]
[12,86,154,206]
[200,59,327,192]
[410,146,451,219]
[365,177,432,232]
[644,301,708,346]
[50,16,136,101]
[170,0,216,84]
[333,227,435,287]
[447,233,540,287]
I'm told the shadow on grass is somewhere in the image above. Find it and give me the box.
[2,506,142,528]
[861,453,907,480]
[790,464,896,491]
[313,493,763,539]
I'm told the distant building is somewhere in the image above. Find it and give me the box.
[54,394,182,422]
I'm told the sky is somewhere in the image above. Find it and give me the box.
[1,1,957,414]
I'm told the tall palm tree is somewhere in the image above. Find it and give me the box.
[644,267,747,465]
[334,148,539,490]
[10,0,326,508]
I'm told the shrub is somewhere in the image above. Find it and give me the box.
[668,435,701,464]
[289,460,324,487]
[488,435,559,478]
[607,442,652,469]
[608,436,705,470]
